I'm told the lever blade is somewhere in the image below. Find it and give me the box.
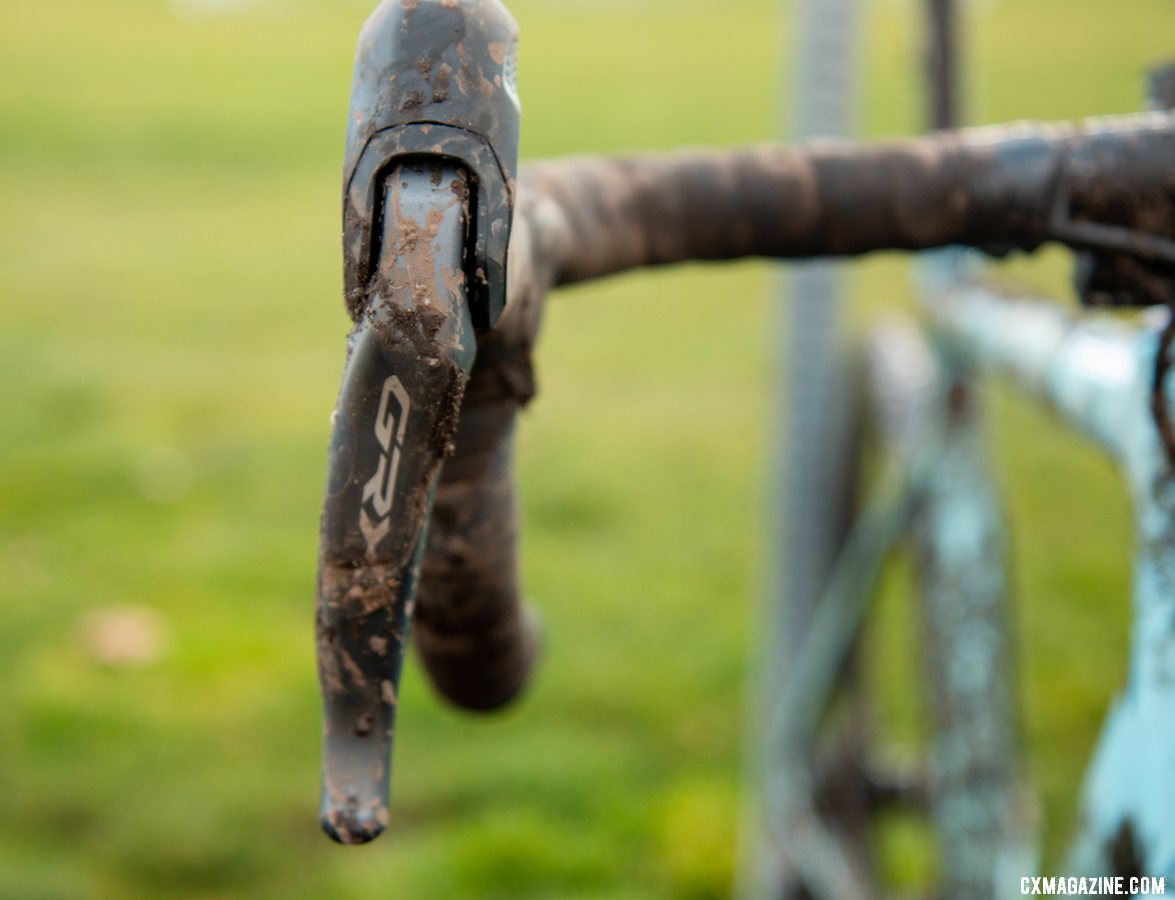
[317,160,476,844]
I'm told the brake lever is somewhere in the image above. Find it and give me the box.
[316,0,520,845]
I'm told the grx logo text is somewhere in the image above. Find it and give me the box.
[359,375,410,559]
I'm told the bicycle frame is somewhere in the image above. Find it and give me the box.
[923,260,1175,884]
[771,250,1175,897]
[313,2,1175,892]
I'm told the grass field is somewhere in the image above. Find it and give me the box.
[1,0,1172,896]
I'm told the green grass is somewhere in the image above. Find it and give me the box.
[0,0,1171,896]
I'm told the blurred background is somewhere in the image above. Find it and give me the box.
[1,0,1173,896]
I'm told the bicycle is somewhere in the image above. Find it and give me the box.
[311,0,1175,896]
